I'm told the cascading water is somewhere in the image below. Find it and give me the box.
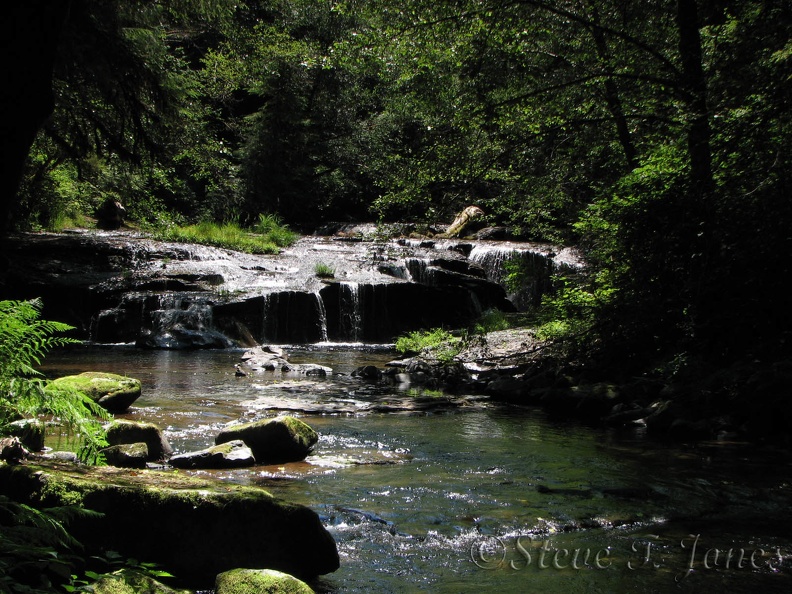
[140,292,233,349]
[339,282,363,342]
[315,292,330,343]
[469,245,561,310]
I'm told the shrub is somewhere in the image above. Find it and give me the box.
[395,328,461,362]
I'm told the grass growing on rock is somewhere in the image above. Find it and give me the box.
[395,328,462,362]
[156,216,298,254]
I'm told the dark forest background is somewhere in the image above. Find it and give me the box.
[2,0,790,384]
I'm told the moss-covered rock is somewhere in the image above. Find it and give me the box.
[102,442,149,468]
[47,372,142,413]
[0,461,339,588]
[92,569,191,594]
[215,568,314,594]
[105,420,173,462]
[5,418,45,451]
[215,416,318,464]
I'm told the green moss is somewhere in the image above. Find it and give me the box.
[48,372,141,401]
[215,569,314,594]
[92,569,190,594]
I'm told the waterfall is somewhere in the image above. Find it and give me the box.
[469,246,556,309]
[339,282,363,342]
[405,258,430,284]
[314,292,329,343]
[139,292,232,348]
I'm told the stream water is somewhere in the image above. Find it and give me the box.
[40,344,792,593]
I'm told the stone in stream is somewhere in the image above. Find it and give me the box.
[105,419,173,462]
[215,416,318,465]
[169,440,256,469]
[215,568,315,594]
[101,443,149,469]
[46,371,141,413]
[0,461,340,586]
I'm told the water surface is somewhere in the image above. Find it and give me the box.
[41,345,792,593]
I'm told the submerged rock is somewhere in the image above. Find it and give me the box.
[215,568,314,594]
[105,420,173,462]
[46,372,141,413]
[0,461,340,587]
[169,440,256,469]
[216,416,318,464]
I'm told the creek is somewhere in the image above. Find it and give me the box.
[40,344,792,593]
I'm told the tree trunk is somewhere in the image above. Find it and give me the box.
[586,1,638,170]
[675,0,714,198]
[0,1,71,233]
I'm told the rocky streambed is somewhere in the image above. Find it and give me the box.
[0,228,579,347]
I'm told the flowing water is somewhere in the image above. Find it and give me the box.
[40,345,792,593]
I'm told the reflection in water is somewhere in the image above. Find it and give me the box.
[39,345,792,593]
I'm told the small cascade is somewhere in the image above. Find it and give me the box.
[469,246,558,309]
[404,258,430,284]
[141,293,233,349]
[260,291,326,344]
[92,292,235,349]
[314,292,329,343]
[339,282,363,342]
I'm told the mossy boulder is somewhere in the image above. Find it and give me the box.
[215,416,318,464]
[92,569,191,594]
[0,461,339,588]
[5,419,45,451]
[47,372,141,413]
[102,443,149,469]
[215,568,314,594]
[105,420,173,462]
[169,440,256,469]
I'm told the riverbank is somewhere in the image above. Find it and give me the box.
[398,324,792,447]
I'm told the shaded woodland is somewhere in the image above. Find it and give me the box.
[2,0,790,396]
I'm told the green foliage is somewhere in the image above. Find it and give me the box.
[64,551,175,593]
[156,219,298,254]
[395,328,461,362]
[534,276,615,343]
[0,495,102,594]
[0,299,109,463]
[473,309,511,334]
[253,214,300,248]
[313,263,336,278]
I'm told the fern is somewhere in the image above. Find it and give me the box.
[0,299,109,462]
[0,496,102,593]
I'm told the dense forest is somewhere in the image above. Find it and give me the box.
[2,0,790,394]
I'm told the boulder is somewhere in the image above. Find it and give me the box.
[215,416,318,464]
[0,461,340,587]
[105,420,173,462]
[95,198,127,230]
[241,346,290,371]
[47,372,141,413]
[169,440,256,469]
[102,443,149,469]
[6,418,45,451]
[215,568,314,594]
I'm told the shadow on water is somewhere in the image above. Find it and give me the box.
[40,344,792,593]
